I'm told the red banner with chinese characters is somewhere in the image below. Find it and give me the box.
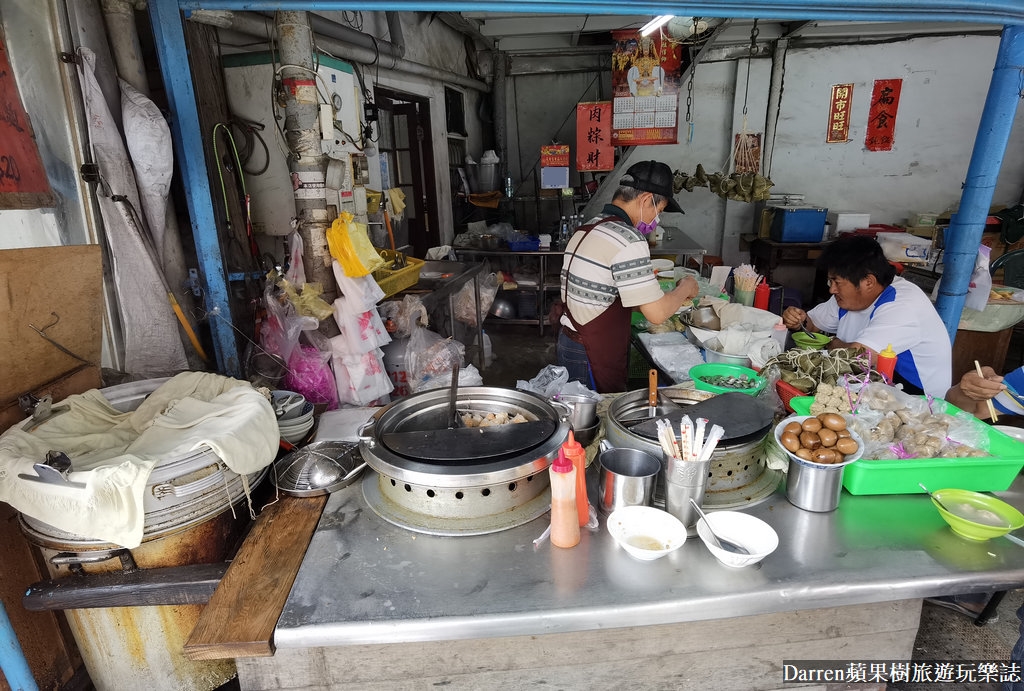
[576,102,614,171]
[540,144,570,167]
[865,79,902,152]
[0,26,54,209]
[826,83,853,143]
[610,30,682,146]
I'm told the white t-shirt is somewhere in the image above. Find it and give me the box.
[806,276,952,397]
[560,212,663,327]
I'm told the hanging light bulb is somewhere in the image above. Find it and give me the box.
[640,15,674,36]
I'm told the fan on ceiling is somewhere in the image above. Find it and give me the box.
[665,16,722,39]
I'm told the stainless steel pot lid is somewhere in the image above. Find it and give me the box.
[272,441,367,497]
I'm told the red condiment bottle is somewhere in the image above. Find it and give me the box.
[876,344,897,383]
[562,431,589,526]
[549,449,580,548]
[754,281,771,310]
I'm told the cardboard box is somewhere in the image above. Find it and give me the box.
[827,211,871,234]
[769,206,828,243]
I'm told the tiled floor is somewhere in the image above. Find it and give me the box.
[481,321,1024,691]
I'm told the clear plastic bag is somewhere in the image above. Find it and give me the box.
[517,365,570,398]
[260,280,318,365]
[406,325,464,391]
[454,273,500,326]
[965,244,993,312]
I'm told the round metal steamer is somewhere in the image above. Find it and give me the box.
[19,377,268,549]
[605,387,781,510]
[359,386,570,536]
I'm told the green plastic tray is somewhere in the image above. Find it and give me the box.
[842,400,1024,495]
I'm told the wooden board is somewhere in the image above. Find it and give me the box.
[183,495,328,660]
[0,245,103,408]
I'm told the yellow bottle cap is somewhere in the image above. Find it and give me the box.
[880,343,896,358]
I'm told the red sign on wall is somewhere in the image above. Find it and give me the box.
[826,83,854,143]
[576,102,614,172]
[0,26,54,209]
[540,144,570,167]
[865,79,902,152]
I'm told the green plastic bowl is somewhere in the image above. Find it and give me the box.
[930,488,1024,541]
[689,363,766,396]
[791,332,832,349]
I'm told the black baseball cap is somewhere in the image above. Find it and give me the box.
[620,160,684,213]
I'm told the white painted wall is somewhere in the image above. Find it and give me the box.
[770,34,1024,224]
[582,33,1024,268]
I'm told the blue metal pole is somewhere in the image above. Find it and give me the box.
[150,0,241,375]
[0,603,37,691]
[935,24,1024,343]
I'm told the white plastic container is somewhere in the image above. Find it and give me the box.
[827,211,871,234]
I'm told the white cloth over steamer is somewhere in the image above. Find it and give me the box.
[0,372,278,548]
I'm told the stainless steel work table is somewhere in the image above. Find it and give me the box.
[240,468,1024,689]
[648,226,707,267]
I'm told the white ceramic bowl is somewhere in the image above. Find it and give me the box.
[606,506,687,561]
[696,511,779,568]
[773,414,864,467]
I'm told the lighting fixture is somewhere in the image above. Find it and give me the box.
[640,15,674,36]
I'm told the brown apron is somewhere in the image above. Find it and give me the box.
[562,217,634,393]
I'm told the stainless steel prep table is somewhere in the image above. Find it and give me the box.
[239,470,1024,689]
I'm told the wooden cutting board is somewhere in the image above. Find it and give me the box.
[183,494,327,660]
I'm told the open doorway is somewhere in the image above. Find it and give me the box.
[373,87,439,258]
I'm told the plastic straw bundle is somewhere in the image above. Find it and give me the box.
[733,264,763,293]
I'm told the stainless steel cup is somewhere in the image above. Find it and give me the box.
[597,447,661,514]
[663,455,712,532]
[785,457,847,512]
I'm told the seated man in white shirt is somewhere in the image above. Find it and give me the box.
[781,234,952,398]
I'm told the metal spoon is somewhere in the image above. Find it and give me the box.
[919,482,951,512]
[689,499,750,555]
[798,319,817,339]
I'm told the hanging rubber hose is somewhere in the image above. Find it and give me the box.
[213,122,262,265]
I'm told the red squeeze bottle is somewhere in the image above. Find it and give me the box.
[562,431,589,526]
[754,281,771,310]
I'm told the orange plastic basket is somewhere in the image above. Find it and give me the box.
[775,379,807,414]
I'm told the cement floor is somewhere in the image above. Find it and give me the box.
[479,321,1024,690]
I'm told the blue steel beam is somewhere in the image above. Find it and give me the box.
[935,25,1024,342]
[0,602,37,691]
[149,0,240,375]
[179,1,1024,24]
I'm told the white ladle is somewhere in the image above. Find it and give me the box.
[689,499,750,555]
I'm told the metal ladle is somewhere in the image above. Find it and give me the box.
[689,498,750,555]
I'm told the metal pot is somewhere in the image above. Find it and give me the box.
[358,386,571,535]
[604,387,781,510]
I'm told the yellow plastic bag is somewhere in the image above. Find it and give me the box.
[327,211,385,277]
[279,279,335,320]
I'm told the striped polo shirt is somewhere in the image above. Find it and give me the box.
[560,205,664,327]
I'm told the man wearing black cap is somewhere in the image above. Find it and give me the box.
[558,160,700,393]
